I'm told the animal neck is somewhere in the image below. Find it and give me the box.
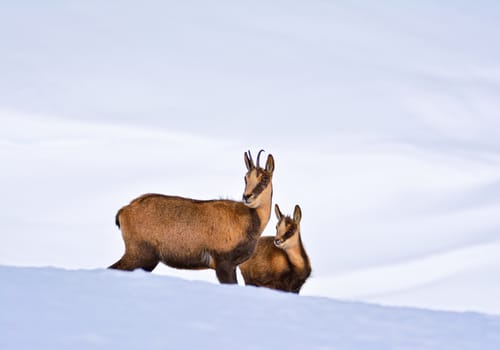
[251,187,273,235]
[285,235,310,274]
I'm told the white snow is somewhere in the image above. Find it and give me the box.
[1,265,499,350]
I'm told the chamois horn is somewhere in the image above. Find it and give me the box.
[256,149,265,168]
[246,150,255,168]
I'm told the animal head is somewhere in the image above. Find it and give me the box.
[274,204,302,249]
[242,150,275,208]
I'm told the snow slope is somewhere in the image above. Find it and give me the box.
[1,266,499,350]
[1,1,500,315]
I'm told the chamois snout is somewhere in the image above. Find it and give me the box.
[242,193,254,204]
[274,236,289,248]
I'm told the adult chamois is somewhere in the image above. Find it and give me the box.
[109,150,275,284]
[239,204,311,293]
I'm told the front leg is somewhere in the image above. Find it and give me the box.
[215,260,237,284]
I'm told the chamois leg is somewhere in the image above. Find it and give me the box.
[108,241,160,272]
[215,261,237,284]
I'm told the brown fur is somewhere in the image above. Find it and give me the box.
[109,151,275,284]
[239,204,311,293]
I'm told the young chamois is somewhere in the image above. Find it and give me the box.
[109,150,275,284]
[239,204,311,293]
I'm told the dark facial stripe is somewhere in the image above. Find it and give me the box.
[251,171,271,198]
[281,220,297,241]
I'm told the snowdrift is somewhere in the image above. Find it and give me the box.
[1,266,499,350]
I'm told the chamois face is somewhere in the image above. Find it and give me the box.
[242,151,274,209]
[274,204,301,250]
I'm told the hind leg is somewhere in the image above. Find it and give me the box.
[108,241,160,272]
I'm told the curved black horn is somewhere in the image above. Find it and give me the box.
[256,149,265,168]
[247,150,255,168]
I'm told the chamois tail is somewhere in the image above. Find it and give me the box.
[115,208,123,228]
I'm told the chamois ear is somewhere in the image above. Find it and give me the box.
[244,150,254,170]
[265,154,275,173]
[293,205,302,223]
[275,204,283,220]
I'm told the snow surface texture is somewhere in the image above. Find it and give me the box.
[1,266,499,350]
[1,1,500,315]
